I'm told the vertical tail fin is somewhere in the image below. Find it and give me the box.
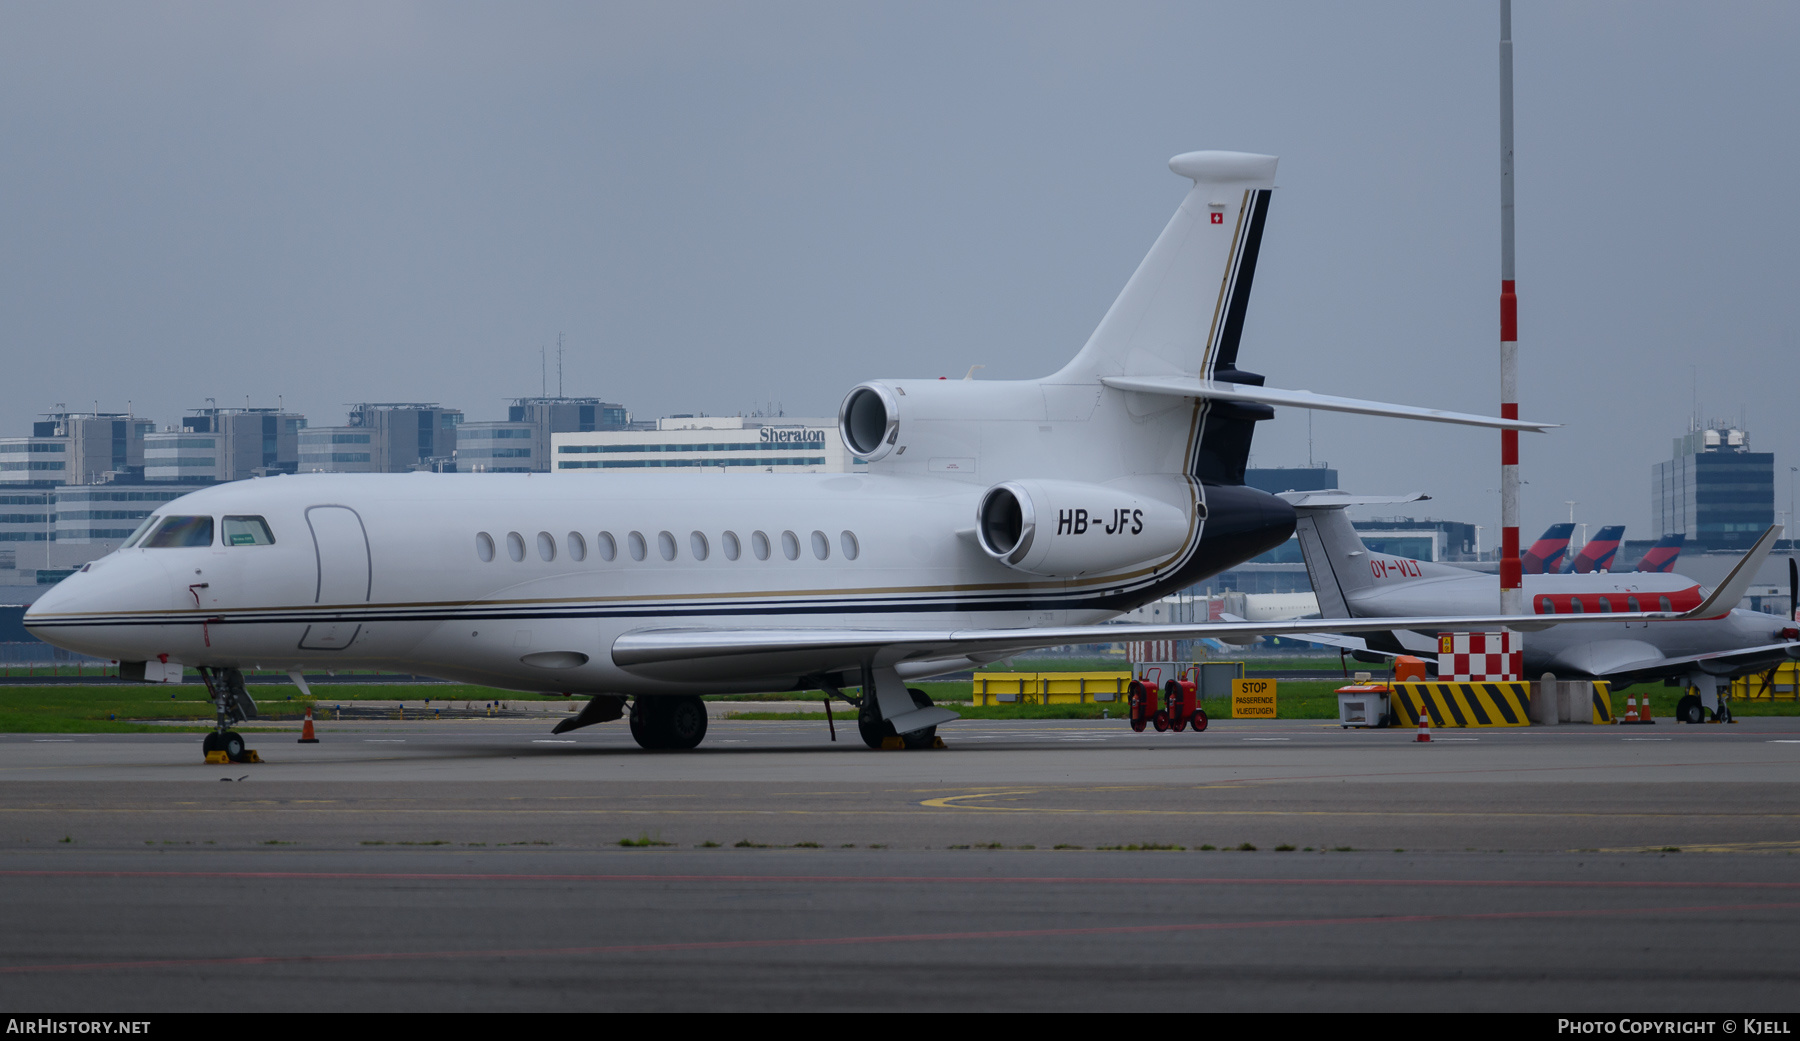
[1565,525,1626,573]
[1292,506,1369,619]
[1634,533,1686,573]
[1521,523,1574,575]
[1285,493,1461,619]
[1055,152,1279,384]
[1050,152,1277,486]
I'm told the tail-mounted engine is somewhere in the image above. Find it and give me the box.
[838,382,901,463]
[975,479,1195,578]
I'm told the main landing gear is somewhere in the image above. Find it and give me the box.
[857,687,940,750]
[629,695,709,750]
[197,667,259,763]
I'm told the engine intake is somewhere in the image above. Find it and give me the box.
[838,382,900,462]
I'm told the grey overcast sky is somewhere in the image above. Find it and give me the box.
[2,2,1795,538]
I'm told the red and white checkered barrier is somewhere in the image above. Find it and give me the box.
[1436,631,1523,681]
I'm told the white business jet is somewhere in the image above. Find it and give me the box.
[30,151,1594,758]
[1285,492,1795,722]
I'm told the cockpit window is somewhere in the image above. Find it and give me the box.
[122,514,161,549]
[223,516,276,546]
[142,515,214,548]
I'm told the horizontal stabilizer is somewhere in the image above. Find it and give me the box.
[1099,376,1557,432]
[1277,491,1430,510]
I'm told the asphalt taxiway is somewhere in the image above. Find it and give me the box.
[2,717,1797,1012]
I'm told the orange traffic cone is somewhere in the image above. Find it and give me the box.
[298,706,320,744]
[1622,694,1639,723]
[1415,706,1432,743]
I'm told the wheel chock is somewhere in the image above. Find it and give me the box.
[237,750,264,764]
[932,736,947,749]
[880,735,905,750]
[204,751,230,765]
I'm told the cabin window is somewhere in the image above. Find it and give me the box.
[1596,596,1612,612]
[1539,596,1554,614]
[722,531,741,561]
[597,532,617,562]
[1659,596,1672,612]
[223,516,275,546]
[628,531,647,562]
[506,531,526,562]
[690,531,709,561]
[122,514,161,548]
[476,532,495,562]
[840,530,859,560]
[658,530,677,561]
[810,530,830,560]
[781,530,800,561]
[143,515,214,548]
[537,532,556,562]
[1627,596,1640,612]
[751,531,771,561]
[567,532,587,562]
[1569,597,1583,613]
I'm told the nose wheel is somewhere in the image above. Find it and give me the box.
[197,667,260,764]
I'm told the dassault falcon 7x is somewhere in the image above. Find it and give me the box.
[1288,492,1795,723]
[31,150,1654,756]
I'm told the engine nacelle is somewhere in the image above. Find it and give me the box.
[975,479,1195,577]
[839,382,901,463]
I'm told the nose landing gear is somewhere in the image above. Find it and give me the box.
[197,667,261,764]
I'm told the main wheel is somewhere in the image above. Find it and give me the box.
[222,731,247,762]
[1675,694,1706,725]
[900,688,937,749]
[857,701,893,749]
[629,699,664,750]
[663,695,709,750]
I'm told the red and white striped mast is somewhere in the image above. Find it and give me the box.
[1498,0,1523,615]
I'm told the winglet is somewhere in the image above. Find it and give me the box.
[1676,525,1783,620]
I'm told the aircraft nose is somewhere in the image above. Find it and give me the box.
[24,555,178,656]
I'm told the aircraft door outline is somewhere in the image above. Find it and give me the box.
[299,504,372,651]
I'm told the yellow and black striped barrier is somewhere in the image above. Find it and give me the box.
[1589,681,1616,724]
[1390,682,1531,728]
[1390,681,1615,726]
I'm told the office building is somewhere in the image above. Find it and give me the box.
[553,416,854,474]
[0,412,154,486]
[1245,465,1339,496]
[1652,423,1774,551]
[459,397,632,473]
[54,484,209,545]
[299,403,462,473]
[144,408,304,482]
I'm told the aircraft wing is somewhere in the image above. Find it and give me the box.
[1284,630,1374,653]
[1584,641,1800,683]
[614,612,1660,684]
